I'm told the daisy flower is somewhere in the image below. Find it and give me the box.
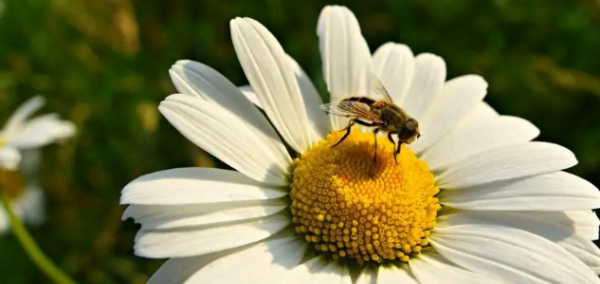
[121,6,600,283]
[0,96,75,233]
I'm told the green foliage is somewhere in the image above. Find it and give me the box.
[0,0,599,283]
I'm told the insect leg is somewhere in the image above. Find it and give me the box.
[395,141,403,164]
[387,132,395,144]
[373,128,379,163]
[387,132,396,163]
[331,119,355,148]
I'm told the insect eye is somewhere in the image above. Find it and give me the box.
[406,120,417,130]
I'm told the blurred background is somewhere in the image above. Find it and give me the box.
[0,0,599,283]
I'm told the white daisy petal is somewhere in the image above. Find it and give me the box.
[169,60,262,109]
[169,60,264,115]
[410,253,503,284]
[437,142,577,190]
[566,210,600,240]
[376,265,418,284]
[287,54,330,137]
[185,235,308,283]
[133,213,289,258]
[431,224,599,284]
[169,60,269,120]
[123,199,287,230]
[159,94,291,185]
[7,114,75,149]
[317,5,372,130]
[401,53,446,121]
[237,55,329,137]
[372,42,414,103]
[147,250,233,284]
[411,75,488,154]
[168,61,290,165]
[238,85,262,109]
[1,96,45,139]
[441,171,600,211]
[439,211,600,273]
[423,101,501,170]
[355,266,378,284]
[18,185,45,226]
[120,168,287,205]
[525,211,600,241]
[230,17,318,152]
[0,146,21,170]
[281,256,351,284]
[422,116,539,171]
[459,101,499,127]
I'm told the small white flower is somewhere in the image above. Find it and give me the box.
[0,96,76,170]
[121,5,600,284]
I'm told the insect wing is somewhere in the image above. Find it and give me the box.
[367,73,393,103]
[320,101,382,123]
[320,101,361,117]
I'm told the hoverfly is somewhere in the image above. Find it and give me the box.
[320,74,421,164]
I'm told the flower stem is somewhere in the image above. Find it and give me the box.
[0,189,77,284]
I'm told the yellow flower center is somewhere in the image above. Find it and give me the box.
[0,168,27,200]
[290,128,440,265]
